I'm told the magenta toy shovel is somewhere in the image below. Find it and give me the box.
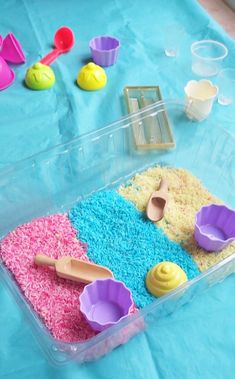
[0,33,26,64]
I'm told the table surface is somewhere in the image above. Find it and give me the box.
[199,0,235,38]
[1,1,235,378]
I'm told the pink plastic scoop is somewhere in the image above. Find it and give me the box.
[40,26,75,66]
[34,254,113,284]
[146,178,168,222]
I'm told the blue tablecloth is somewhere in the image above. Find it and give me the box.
[1,0,235,378]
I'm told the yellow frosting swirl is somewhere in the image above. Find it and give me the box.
[146,262,187,297]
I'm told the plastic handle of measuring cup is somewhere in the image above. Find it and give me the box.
[185,98,193,117]
[40,48,60,65]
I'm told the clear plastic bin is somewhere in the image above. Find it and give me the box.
[0,99,235,366]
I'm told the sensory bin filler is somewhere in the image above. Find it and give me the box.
[1,166,235,342]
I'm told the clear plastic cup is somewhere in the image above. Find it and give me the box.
[217,68,235,106]
[191,40,228,77]
[164,23,185,57]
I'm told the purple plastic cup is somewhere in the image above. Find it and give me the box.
[194,204,235,252]
[79,278,133,332]
[89,35,120,67]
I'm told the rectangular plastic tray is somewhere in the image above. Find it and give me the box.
[124,86,175,150]
[0,99,235,366]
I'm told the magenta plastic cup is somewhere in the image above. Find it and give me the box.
[79,278,133,332]
[0,56,15,90]
[0,33,26,64]
[89,35,120,67]
[194,204,235,251]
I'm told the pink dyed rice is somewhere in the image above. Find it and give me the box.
[0,214,96,342]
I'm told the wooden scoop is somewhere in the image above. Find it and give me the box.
[146,178,168,222]
[34,254,113,284]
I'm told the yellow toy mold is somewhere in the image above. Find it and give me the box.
[146,261,187,297]
[77,62,107,91]
[25,62,55,90]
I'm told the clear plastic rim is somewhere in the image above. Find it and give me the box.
[0,98,234,178]
[191,39,228,61]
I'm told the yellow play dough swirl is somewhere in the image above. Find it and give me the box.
[146,262,187,297]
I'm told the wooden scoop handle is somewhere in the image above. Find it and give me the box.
[159,178,168,193]
[34,254,56,267]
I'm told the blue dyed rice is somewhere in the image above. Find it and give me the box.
[69,191,199,308]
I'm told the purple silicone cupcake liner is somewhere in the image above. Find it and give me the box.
[79,278,133,332]
[89,35,120,67]
[194,204,235,252]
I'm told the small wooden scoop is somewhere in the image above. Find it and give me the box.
[146,178,168,222]
[34,254,113,284]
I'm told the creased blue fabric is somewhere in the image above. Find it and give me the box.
[1,0,235,378]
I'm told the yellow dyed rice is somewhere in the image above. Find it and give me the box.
[118,166,235,272]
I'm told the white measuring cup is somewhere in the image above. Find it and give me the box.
[184,79,218,121]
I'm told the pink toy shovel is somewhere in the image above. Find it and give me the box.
[0,33,26,63]
[40,26,75,65]
[146,178,168,222]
